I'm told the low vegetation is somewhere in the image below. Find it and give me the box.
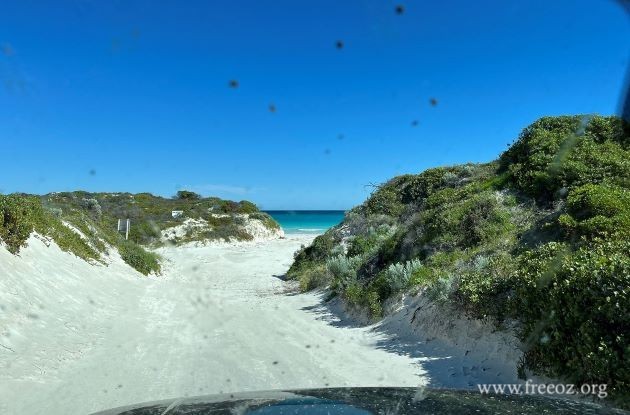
[0,190,280,276]
[0,194,100,261]
[43,190,279,246]
[287,115,630,406]
[118,240,161,276]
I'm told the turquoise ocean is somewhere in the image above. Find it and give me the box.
[264,211,345,234]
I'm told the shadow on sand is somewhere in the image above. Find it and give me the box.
[299,290,517,389]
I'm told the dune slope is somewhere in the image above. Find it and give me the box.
[0,234,445,415]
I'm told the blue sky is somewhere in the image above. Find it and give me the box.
[1,0,628,209]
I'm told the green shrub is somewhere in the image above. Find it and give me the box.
[369,273,395,302]
[479,172,510,191]
[287,231,338,279]
[118,241,161,275]
[344,282,364,305]
[382,259,423,292]
[128,220,162,245]
[238,200,259,214]
[567,183,630,219]
[360,166,489,218]
[425,275,456,304]
[500,115,630,201]
[338,258,424,316]
[81,198,102,216]
[409,266,436,287]
[0,195,100,261]
[39,218,101,262]
[347,233,381,257]
[175,190,201,200]
[459,195,510,247]
[248,211,281,230]
[363,183,405,217]
[298,264,329,292]
[0,194,41,253]
[340,281,383,320]
[214,200,240,214]
[512,240,629,403]
[374,229,403,265]
[574,214,630,239]
[561,184,630,238]
[326,255,359,289]
[366,290,383,319]
[457,254,516,319]
[421,191,513,250]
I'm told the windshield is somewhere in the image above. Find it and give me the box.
[1,1,629,414]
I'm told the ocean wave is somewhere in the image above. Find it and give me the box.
[296,228,325,232]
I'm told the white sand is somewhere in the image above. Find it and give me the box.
[0,235,417,415]
[159,216,285,245]
[0,233,520,415]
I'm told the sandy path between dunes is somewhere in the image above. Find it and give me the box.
[0,233,521,415]
[0,235,424,415]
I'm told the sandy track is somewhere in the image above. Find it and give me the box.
[0,235,425,415]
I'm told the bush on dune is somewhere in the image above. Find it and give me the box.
[248,211,281,230]
[288,114,630,406]
[420,190,514,251]
[42,191,279,246]
[327,255,359,286]
[1,189,276,294]
[509,240,630,403]
[40,217,101,262]
[238,200,259,214]
[118,240,161,276]
[298,264,329,292]
[0,194,161,273]
[560,183,630,238]
[382,259,423,292]
[0,194,40,253]
[174,190,201,200]
[500,115,629,201]
[0,194,100,261]
[287,231,339,279]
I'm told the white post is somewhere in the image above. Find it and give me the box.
[125,219,130,240]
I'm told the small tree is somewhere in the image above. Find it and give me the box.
[175,190,201,200]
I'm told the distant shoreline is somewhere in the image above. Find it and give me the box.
[264,210,345,235]
[263,210,347,213]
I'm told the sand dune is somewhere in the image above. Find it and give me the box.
[0,235,418,414]
[0,233,518,415]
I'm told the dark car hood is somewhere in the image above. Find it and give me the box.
[91,387,626,415]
